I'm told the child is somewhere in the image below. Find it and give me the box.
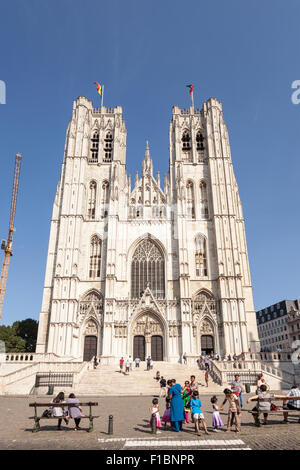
[149,398,162,433]
[210,395,224,432]
[220,388,241,433]
[161,397,171,428]
[190,391,210,436]
[182,381,192,423]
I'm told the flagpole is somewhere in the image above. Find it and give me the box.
[101,84,104,108]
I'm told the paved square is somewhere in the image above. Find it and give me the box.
[0,392,299,450]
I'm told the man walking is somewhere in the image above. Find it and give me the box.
[135,357,141,368]
[231,374,245,408]
[159,376,167,397]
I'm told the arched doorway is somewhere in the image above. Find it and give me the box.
[131,310,165,360]
[201,335,214,355]
[83,335,97,361]
[151,335,163,361]
[133,335,145,361]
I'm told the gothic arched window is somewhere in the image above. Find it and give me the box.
[186,181,195,219]
[196,131,205,150]
[182,130,191,150]
[101,180,109,218]
[103,131,113,162]
[195,234,208,277]
[89,236,101,279]
[87,181,97,220]
[131,239,165,299]
[193,289,216,314]
[89,131,99,163]
[199,180,209,219]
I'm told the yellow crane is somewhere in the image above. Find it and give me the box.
[0,153,22,321]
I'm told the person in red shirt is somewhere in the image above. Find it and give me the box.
[119,357,124,373]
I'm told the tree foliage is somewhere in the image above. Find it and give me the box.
[0,318,38,353]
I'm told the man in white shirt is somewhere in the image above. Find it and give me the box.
[283,386,300,423]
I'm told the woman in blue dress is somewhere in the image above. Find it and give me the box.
[168,379,185,432]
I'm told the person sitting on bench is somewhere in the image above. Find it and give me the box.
[50,392,69,430]
[283,385,300,423]
[66,393,83,431]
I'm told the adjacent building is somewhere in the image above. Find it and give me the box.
[256,299,300,352]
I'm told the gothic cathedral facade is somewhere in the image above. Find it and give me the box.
[36,96,259,363]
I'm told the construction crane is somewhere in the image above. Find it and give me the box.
[0,153,22,321]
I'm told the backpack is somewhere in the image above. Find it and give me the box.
[42,409,52,418]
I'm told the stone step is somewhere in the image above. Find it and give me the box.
[74,362,225,396]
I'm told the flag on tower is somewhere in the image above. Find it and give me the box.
[94,81,102,96]
[186,84,194,104]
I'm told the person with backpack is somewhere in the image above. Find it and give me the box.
[50,391,69,430]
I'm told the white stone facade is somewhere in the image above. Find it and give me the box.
[36,96,259,363]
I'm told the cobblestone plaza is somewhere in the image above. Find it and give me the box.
[0,393,299,451]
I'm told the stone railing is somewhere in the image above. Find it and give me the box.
[0,361,85,393]
[239,352,292,362]
[2,353,68,363]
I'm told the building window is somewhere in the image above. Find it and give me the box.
[89,235,101,279]
[87,181,97,220]
[195,234,208,277]
[199,180,209,219]
[103,131,113,162]
[89,131,99,163]
[182,130,192,162]
[186,181,195,219]
[196,131,205,162]
[131,238,165,299]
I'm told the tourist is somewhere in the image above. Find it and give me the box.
[119,357,124,373]
[283,385,300,423]
[256,374,267,394]
[146,356,151,371]
[125,358,130,374]
[220,388,241,433]
[166,379,173,395]
[204,355,210,370]
[155,371,161,382]
[248,384,275,426]
[134,357,140,368]
[204,368,209,387]
[149,398,162,434]
[93,356,98,369]
[159,376,167,397]
[227,354,232,361]
[231,374,245,408]
[50,391,68,430]
[182,381,192,423]
[190,391,210,436]
[150,358,154,370]
[168,379,185,432]
[162,397,171,428]
[129,355,133,371]
[182,352,187,364]
[66,393,83,431]
[190,375,199,394]
[211,395,224,432]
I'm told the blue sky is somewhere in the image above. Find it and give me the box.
[0,0,299,325]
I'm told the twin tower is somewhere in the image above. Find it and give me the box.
[36,96,259,363]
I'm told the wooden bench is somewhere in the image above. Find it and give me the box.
[247,396,300,426]
[29,401,99,433]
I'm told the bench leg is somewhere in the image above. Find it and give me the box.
[33,418,41,433]
[88,417,93,433]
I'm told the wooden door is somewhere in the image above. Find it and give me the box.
[151,335,163,361]
[133,335,145,361]
[83,335,97,361]
[201,335,214,354]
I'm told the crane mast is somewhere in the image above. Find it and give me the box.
[0,153,22,321]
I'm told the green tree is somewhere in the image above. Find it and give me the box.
[0,325,26,352]
[12,318,38,352]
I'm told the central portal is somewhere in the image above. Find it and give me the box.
[133,335,145,361]
[131,311,165,361]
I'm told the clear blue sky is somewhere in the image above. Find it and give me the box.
[0,0,299,325]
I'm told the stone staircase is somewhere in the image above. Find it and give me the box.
[75,361,225,396]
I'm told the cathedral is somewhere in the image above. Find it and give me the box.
[36,96,259,363]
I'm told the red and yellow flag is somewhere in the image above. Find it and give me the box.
[94,81,102,96]
[186,84,194,101]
